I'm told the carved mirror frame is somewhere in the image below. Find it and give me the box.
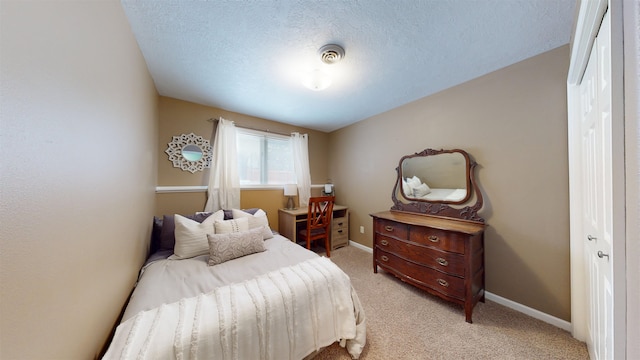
[391,148,485,223]
[165,133,212,173]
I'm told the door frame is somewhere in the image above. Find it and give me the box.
[622,1,640,358]
[567,0,627,358]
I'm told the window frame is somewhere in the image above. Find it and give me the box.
[235,128,295,189]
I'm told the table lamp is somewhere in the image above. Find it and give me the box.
[322,183,334,196]
[284,184,297,210]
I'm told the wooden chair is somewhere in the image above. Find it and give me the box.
[298,196,335,257]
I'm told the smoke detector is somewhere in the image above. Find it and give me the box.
[318,44,345,64]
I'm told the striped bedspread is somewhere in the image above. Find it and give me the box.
[103,257,366,360]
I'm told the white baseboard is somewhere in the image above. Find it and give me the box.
[484,292,572,332]
[348,240,373,253]
[346,240,572,332]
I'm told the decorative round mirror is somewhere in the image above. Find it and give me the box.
[165,133,212,173]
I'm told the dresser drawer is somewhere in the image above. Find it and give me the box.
[332,216,348,230]
[333,227,347,237]
[376,235,465,277]
[376,249,465,300]
[374,219,409,240]
[409,226,466,254]
[332,234,348,249]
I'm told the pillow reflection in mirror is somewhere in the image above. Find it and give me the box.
[402,178,413,198]
[406,176,421,188]
[413,183,431,197]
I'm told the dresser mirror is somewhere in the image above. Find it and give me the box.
[391,148,484,223]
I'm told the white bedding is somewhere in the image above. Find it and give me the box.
[419,188,467,202]
[106,235,365,359]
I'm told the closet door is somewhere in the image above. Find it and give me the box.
[579,10,613,360]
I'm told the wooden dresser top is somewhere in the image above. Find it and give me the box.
[370,210,485,235]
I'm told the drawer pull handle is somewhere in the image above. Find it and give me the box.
[337,222,343,226]
[381,255,389,262]
[437,279,449,287]
[337,230,343,234]
[384,225,394,232]
[380,239,389,246]
[436,258,448,266]
[428,235,439,243]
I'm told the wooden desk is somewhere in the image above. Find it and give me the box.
[278,205,349,250]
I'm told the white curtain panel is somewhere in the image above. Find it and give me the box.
[291,132,311,207]
[205,118,240,212]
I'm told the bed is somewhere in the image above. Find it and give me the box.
[402,176,467,202]
[418,188,467,202]
[103,209,366,360]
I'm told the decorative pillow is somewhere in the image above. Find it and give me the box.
[222,207,260,220]
[158,210,224,251]
[150,216,164,254]
[170,214,219,259]
[214,217,249,234]
[231,209,274,239]
[406,175,422,188]
[207,227,266,266]
[402,178,414,198]
[413,183,432,197]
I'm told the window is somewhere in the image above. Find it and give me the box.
[236,128,296,186]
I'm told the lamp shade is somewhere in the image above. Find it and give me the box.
[284,184,297,196]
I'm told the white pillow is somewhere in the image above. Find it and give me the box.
[413,183,431,197]
[231,209,274,239]
[402,178,414,198]
[406,175,422,188]
[170,213,220,259]
[214,217,249,234]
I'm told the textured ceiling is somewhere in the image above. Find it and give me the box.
[121,0,576,132]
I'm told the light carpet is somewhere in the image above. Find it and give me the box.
[313,245,589,360]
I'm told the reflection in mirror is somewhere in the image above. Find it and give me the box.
[182,144,203,161]
[400,151,470,204]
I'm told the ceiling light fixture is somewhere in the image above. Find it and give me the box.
[302,69,332,91]
[302,44,345,91]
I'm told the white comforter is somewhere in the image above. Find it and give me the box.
[420,188,467,202]
[104,236,365,360]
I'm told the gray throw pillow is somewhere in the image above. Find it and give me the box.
[207,227,266,266]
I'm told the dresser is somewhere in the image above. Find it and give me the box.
[278,205,349,250]
[371,210,485,323]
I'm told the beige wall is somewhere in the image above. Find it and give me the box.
[329,46,572,321]
[155,96,330,230]
[0,2,158,359]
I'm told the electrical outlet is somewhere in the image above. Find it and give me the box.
[359,226,365,234]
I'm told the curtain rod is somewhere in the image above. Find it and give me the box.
[207,117,292,137]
